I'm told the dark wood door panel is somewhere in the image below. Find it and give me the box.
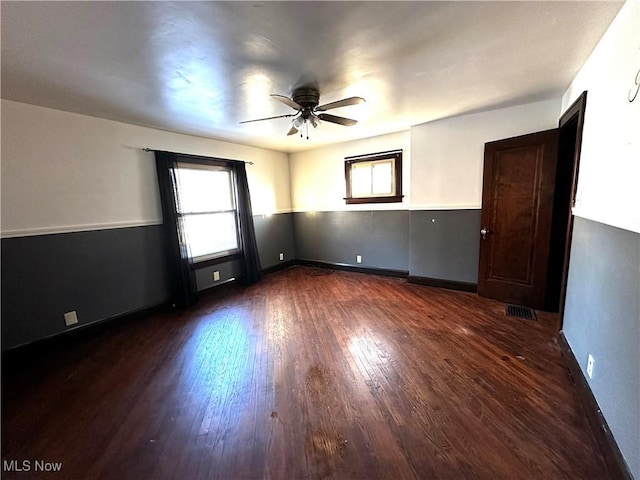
[478,129,559,308]
[488,145,541,284]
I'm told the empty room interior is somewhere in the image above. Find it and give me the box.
[1,1,639,479]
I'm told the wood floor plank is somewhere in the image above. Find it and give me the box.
[2,266,610,479]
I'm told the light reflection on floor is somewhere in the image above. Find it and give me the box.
[173,307,255,445]
[348,333,394,368]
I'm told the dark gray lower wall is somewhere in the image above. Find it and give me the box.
[254,213,296,269]
[409,209,481,283]
[195,259,243,291]
[2,210,481,349]
[562,217,639,479]
[291,209,481,282]
[1,225,171,350]
[2,213,296,350]
[293,210,409,271]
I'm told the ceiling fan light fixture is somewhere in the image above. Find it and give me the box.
[241,86,364,139]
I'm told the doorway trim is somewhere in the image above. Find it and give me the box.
[557,91,587,327]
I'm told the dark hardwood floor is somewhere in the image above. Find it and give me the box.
[2,266,609,479]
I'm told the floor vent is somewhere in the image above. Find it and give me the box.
[506,304,536,320]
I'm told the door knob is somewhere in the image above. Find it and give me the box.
[480,227,490,239]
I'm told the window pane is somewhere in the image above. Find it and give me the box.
[345,151,402,205]
[351,163,372,197]
[182,212,238,258]
[176,168,233,213]
[371,161,393,195]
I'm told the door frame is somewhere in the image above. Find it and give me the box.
[557,91,587,326]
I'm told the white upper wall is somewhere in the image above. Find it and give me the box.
[1,100,291,237]
[289,131,410,212]
[410,98,561,210]
[563,0,640,234]
[561,1,640,477]
[288,99,560,213]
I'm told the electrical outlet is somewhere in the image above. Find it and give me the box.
[213,271,220,282]
[279,252,284,261]
[356,255,362,264]
[64,311,78,327]
[586,353,595,379]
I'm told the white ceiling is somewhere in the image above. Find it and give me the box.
[1,1,623,153]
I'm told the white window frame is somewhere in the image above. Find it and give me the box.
[175,162,239,263]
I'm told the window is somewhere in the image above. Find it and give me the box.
[345,150,403,204]
[175,163,239,262]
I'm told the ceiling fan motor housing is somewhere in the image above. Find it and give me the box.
[292,87,320,110]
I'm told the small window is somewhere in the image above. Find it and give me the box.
[175,163,239,262]
[345,150,403,204]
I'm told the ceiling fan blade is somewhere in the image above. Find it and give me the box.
[316,96,365,112]
[318,113,358,127]
[287,126,299,136]
[271,94,302,111]
[239,113,295,124]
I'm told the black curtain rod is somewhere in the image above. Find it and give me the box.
[344,149,402,160]
[142,148,254,165]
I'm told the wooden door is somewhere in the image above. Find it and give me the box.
[478,129,559,309]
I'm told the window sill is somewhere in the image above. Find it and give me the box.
[191,252,240,269]
[345,195,404,205]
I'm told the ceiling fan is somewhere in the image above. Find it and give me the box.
[240,86,365,139]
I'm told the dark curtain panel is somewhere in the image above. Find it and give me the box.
[154,151,198,307]
[234,161,263,285]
